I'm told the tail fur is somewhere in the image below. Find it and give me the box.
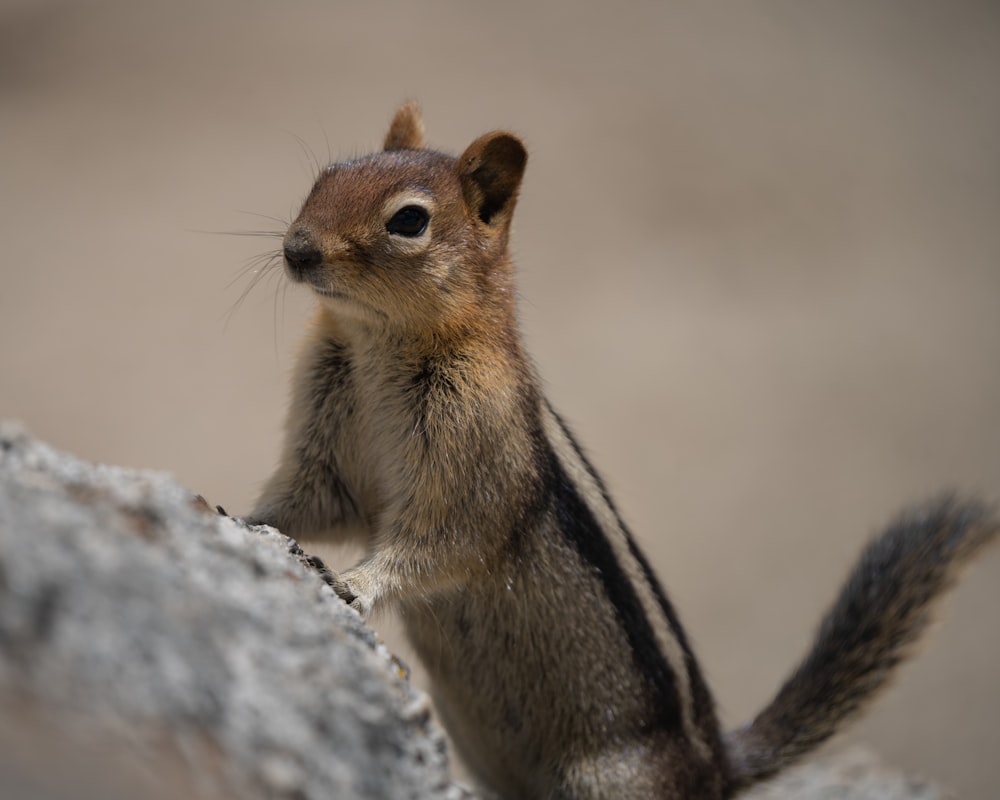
[725,496,997,792]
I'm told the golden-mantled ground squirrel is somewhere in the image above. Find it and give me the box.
[247,103,998,799]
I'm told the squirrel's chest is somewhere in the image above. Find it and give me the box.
[293,339,406,509]
[324,345,443,502]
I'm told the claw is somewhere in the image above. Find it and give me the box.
[332,577,358,606]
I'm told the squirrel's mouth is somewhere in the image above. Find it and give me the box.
[312,286,350,301]
[309,283,388,321]
[286,263,338,295]
[286,257,389,320]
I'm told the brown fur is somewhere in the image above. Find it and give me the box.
[248,104,998,799]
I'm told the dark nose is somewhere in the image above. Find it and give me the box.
[283,229,323,276]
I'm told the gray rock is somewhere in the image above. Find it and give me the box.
[744,747,952,800]
[0,422,471,800]
[0,423,950,799]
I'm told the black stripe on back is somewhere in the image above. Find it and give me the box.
[539,413,683,733]
[545,404,725,751]
[547,403,700,658]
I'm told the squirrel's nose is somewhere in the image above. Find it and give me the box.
[283,229,323,276]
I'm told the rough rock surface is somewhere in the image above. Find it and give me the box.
[0,422,470,800]
[0,423,951,799]
[745,748,951,800]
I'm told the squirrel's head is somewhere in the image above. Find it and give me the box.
[283,102,527,337]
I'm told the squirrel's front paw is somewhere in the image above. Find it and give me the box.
[305,556,373,617]
[333,569,374,618]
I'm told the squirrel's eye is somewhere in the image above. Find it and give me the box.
[386,205,430,237]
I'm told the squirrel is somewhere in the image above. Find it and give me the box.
[246,102,998,799]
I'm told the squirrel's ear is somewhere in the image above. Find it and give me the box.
[384,101,425,151]
[458,132,527,227]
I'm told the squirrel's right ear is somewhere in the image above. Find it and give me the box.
[458,132,527,228]
[384,101,425,151]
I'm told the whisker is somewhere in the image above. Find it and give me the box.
[219,230,285,238]
[225,249,283,290]
[284,130,324,180]
[222,250,284,327]
[280,272,292,334]
[272,269,284,361]
[322,124,333,166]
[188,224,284,239]
[234,209,291,227]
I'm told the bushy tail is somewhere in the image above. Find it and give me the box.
[725,496,997,793]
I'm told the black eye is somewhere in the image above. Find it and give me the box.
[386,205,430,237]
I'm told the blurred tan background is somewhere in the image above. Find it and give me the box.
[2,0,998,795]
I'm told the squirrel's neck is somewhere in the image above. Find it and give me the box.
[309,301,532,391]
